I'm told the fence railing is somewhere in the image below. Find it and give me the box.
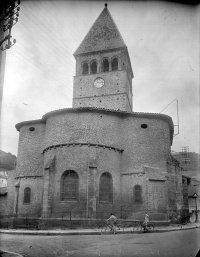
[0,208,181,220]
[0,208,191,229]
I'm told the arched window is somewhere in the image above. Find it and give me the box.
[90,60,97,74]
[102,59,109,72]
[99,172,113,202]
[82,62,89,75]
[61,170,79,201]
[23,187,31,204]
[111,57,118,71]
[134,185,142,203]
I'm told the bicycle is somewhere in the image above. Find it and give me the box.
[132,221,154,232]
[170,215,189,225]
[101,221,121,235]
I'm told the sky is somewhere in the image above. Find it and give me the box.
[0,0,199,156]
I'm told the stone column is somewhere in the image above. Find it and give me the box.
[41,155,55,218]
[87,162,97,219]
[13,181,20,216]
[41,168,51,218]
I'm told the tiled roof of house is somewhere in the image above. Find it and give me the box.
[74,5,126,56]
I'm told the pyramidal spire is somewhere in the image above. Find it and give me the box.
[74,5,127,56]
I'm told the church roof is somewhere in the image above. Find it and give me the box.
[74,5,127,56]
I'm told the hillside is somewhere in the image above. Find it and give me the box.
[0,150,16,171]
[172,151,200,178]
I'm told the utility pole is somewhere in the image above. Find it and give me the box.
[0,0,20,114]
[181,146,190,171]
[159,98,179,137]
[0,0,20,51]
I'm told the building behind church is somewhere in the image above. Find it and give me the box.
[1,5,189,225]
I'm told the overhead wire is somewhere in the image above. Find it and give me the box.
[14,3,75,75]
[7,1,77,96]
[8,47,73,99]
[16,15,72,70]
[45,0,84,47]
[11,45,73,95]
[20,2,74,65]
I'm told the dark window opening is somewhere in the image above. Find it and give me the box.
[134,185,142,203]
[102,59,109,72]
[82,62,89,75]
[99,172,113,202]
[111,57,118,71]
[91,61,97,74]
[141,124,148,129]
[23,187,31,204]
[61,170,79,201]
[29,127,35,131]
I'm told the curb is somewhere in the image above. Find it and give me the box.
[0,225,200,236]
[0,250,23,257]
[153,225,200,233]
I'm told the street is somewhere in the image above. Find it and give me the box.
[0,228,200,257]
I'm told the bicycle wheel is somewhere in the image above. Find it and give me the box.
[116,224,121,231]
[132,223,141,232]
[101,225,112,235]
[147,223,154,232]
[181,220,188,225]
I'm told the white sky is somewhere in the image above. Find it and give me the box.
[1,0,199,156]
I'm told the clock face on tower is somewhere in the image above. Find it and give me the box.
[93,77,105,88]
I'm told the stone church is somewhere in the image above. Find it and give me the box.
[13,5,181,221]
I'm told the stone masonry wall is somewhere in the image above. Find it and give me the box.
[43,111,122,150]
[73,94,131,112]
[15,109,172,219]
[121,116,171,174]
[121,173,147,214]
[16,124,45,177]
[43,145,121,218]
[167,161,183,213]
[16,177,43,217]
[73,70,132,111]
[41,110,172,218]
[147,180,168,212]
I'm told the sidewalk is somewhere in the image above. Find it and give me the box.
[1,222,200,236]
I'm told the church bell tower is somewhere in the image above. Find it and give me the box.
[72,4,134,112]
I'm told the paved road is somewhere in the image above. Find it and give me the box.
[0,228,200,257]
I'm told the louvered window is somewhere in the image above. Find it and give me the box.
[61,170,79,201]
[82,62,89,74]
[134,185,142,203]
[111,57,118,71]
[91,61,97,74]
[23,187,31,204]
[99,172,113,202]
[102,59,109,72]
